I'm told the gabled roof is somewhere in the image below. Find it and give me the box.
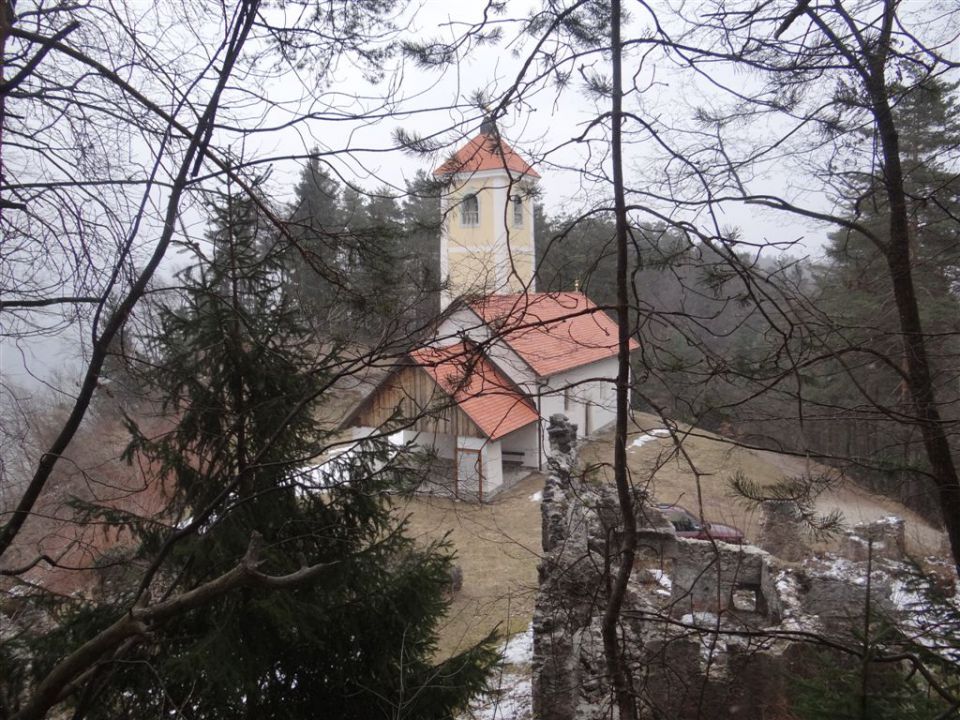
[468,292,639,377]
[434,131,540,178]
[408,343,538,441]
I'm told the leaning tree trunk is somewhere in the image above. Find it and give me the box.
[865,27,960,575]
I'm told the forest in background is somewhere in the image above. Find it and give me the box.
[535,77,960,526]
[2,0,960,718]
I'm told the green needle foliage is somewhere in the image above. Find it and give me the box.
[790,649,947,720]
[24,182,498,719]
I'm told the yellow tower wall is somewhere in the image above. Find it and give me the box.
[440,171,537,307]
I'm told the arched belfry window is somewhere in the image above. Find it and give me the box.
[512,195,523,227]
[461,193,479,227]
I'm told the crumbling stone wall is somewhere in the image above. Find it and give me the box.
[758,499,807,562]
[841,516,906,562]
[532,420,952,720]
[533,474,801,720]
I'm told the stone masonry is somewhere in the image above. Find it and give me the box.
[532,416,958,720]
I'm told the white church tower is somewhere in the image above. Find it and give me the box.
[433,118,540,309]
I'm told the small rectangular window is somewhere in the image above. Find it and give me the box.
[563,386,572,411]
[512,196,523,227]
[461,194,479,227]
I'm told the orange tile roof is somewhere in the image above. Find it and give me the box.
[434,132,540,178]
[408,343,538,441]
[469,292,639,377]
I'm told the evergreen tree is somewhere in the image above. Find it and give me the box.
[286,154,345,330]
[401,170,443,326]
[342,186,412,338]
[25,184,498,719]
[806,76,960,515]
[790,564,958,720]
[790,649,947,720]
[536,210,618,299]
[288,166,441,341]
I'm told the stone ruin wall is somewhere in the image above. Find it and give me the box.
[532,415,956,720]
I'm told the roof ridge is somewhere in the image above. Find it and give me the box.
[433,130,540,178]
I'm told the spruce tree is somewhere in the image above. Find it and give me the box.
[286,154,345,331]
[287,164,432,341]
[36,184,497,719]
[341,186,411,339]
[401,170,443,326]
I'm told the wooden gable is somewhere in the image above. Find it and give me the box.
[348,365,485,438]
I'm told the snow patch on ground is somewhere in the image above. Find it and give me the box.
[648,569,672,596]
[502,627,533,665]
[470,677,532,720]
[630,428,670,449]
[816,556,874,586]
[468,626,534,720]
[889,575,960,661]
[529,491,543,502]
[890,578,924,610]
[678,613,732,671]
[774,570,820,632]
[680,611,719,627]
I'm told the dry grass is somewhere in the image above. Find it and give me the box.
[392,412,945,659]
[392,473,545,659]
[581,411,944,556]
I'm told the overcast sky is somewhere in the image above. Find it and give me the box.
[247,0,831,256]
[2,0,853,394]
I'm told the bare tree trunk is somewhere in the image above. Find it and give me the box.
[0,0,261,558]
[856,2,960,575]
[600,0,638,716]
[870,78,960,574]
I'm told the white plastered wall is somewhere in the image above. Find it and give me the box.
[401,429,456,460]
[484,441,503,496]
[499,422,540,468]
[536,356,621,462]
[433,307,538,391]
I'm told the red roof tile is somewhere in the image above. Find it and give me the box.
[434,132,540,178]
[469,292,639,377]
[408,343,538,441]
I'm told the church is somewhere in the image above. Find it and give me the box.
[343,121,633,501]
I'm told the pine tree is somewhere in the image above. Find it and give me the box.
[807,76,960,514]
[30,184,498,719]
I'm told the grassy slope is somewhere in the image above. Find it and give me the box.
[582,411,944,555]
[397,412,945,658]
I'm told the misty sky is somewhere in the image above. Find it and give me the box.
[2,0,852,394]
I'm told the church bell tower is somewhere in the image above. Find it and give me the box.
[433,119,539,309]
